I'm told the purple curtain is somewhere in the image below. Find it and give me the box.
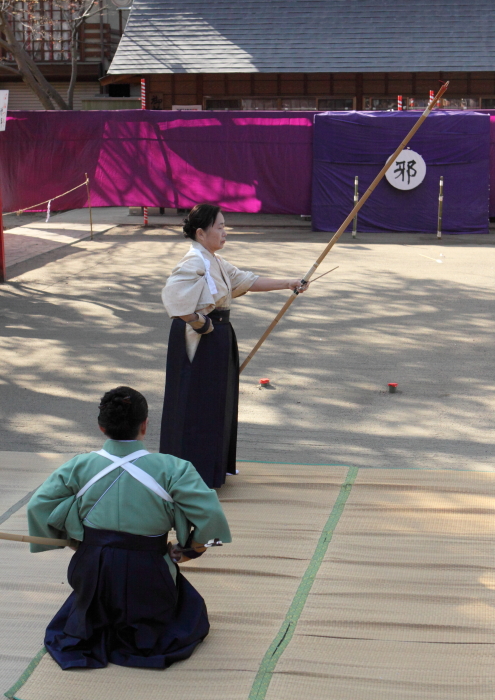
[312,111,490,234]
[0,111,314,215]
[485,113,495,218]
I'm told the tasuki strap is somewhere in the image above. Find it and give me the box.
[120,461,174,503]
[200,252,218,295]
[76,449,173,503]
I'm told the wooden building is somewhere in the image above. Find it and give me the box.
[103,0,495,111]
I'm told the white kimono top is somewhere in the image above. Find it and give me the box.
[162,240,258,360]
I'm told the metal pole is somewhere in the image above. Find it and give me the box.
[352,176,359,238]
[0,179,5,283]
[141,78,148,227]
[437,176,443,239]
[85,172,93,241]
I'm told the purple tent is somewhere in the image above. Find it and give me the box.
[478,111,495,218]
[312,111,490,234]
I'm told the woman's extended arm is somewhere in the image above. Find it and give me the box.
[249,277,308,293]
[178,277,308,320]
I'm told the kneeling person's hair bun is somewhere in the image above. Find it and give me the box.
[98,386,148,440]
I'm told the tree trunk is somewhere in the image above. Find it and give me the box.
[0,16,55,109]
[18,43,70,110]
[0,12,69,110]
[21,69,56,110]
[67,28,78,110]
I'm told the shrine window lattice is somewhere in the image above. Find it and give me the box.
[6,1,71,62]
[0,1,119,63]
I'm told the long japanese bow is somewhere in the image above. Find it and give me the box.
[0,531,223,551]
[239,82,449,373]
[0,531,71,547]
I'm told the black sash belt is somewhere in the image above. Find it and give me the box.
[83,525,168,553]
[207,309,230,324]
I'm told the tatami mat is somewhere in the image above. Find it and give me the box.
[3,464,495,700]
[2,463,347,699]
[270,468,495,699]
[0,452,74,520]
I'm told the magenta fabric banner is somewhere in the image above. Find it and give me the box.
[0,110,314,215]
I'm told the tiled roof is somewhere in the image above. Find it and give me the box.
[108,0,495,74]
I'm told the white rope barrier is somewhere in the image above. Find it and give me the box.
[4,178,88,216]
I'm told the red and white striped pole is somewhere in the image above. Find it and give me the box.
[141,78,148,226]
[397,95,403,111]
[140,78,146,109]
[429,89,435,106]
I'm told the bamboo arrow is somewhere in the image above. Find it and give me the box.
[307,266,339,285]
[239,82,449,374]
[0,531,70,547]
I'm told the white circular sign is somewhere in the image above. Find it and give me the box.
[385,149,426,190]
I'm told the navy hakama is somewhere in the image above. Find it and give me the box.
[160,309,239,489]
[45,527,209,670]
[160,239,258,488]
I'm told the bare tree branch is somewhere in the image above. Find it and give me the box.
[0,0,109,110]
[5,22,70,110]
[0,60,21,76]
[0,36,13,52]
[0,11,56,109]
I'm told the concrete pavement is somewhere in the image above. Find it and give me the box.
[3,208,311,271]
[0,218,495,471]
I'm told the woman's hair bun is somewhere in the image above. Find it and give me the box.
[182,203,221,240]
[182,215,193,239]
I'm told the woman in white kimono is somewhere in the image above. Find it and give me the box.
[160,204,307,488]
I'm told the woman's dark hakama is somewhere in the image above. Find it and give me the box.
[45,527,209,670]
[160,309,238,489]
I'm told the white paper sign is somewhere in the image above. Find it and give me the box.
[0,91,9,131]
[385,148,426,190]
[172,105,202,111]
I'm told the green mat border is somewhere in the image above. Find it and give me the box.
[5,647,47,699]
[248,464,359,700]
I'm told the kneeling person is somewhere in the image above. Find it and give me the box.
[27,386,231,670]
